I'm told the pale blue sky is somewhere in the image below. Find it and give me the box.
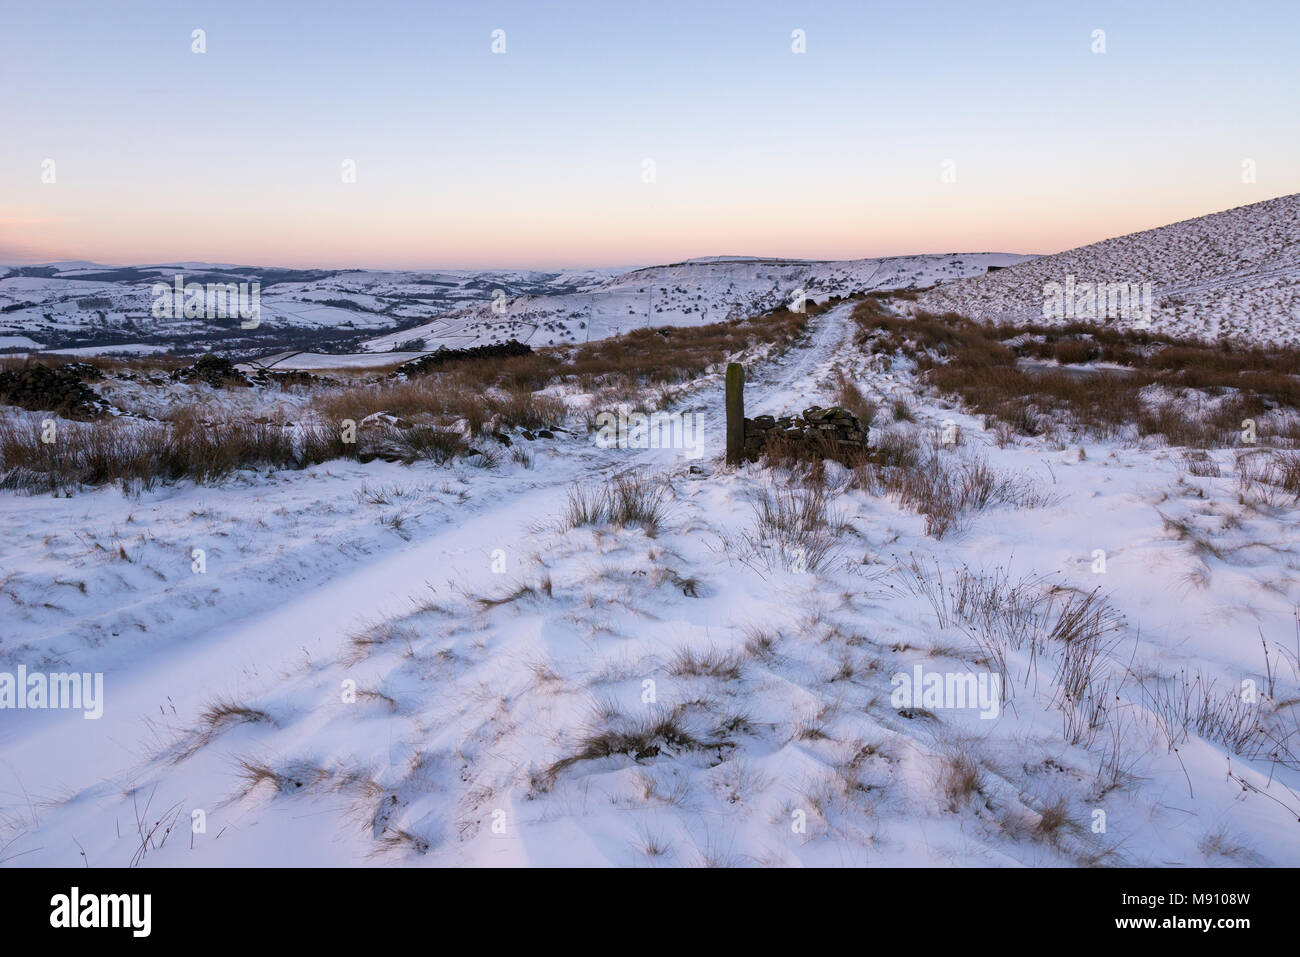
[2,0,1297,267]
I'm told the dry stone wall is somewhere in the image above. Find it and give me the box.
[742,405,870,463]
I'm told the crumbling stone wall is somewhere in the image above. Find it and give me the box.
[0,363,110,419]
[742,405,869,463]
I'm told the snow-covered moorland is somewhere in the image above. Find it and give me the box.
[0,253,1027,366]
[2,300,1299,867]
[2,199,1300,868]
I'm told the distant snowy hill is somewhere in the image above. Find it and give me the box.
[914,194,1300,344]
[359,253,1030,354]
[0,255,1027,359]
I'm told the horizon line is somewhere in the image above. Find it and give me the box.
[7,192,1292,275]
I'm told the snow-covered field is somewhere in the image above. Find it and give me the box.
[241,351,422,372]
[2,296,1299,867]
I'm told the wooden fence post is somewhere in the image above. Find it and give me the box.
[726,362,745,466]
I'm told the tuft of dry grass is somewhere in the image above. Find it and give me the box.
[668,646,744,680]
[833,369,876,428]
[545,709,719,784]
[743,626,781,663]
[234,759,332,796]
[1236,450,1300,507]
[345,621,419,662]
[896,557,1126,745]
[172,698,274,763]
[938,745,987,811]
[476,575,553,610]
[562,471,670,536]
[742,476,843,572]
[199,699,272,729]
[1032,796,1072,844]
[854,431,1054,538]
[1140,668,1270,759]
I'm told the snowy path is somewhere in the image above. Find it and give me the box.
[743,303,854,418]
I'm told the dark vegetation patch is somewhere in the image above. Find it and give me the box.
[0,410,354,494]
[851,295,1300,448]
[0,363,110,419]
[393,339,532,376]
[248,368,326,389]
[169,354,252,388]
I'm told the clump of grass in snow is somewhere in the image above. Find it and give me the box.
[742,477,843,573]
[743,626,781,663]
[345,621,420,662]
[199,699,272,729]
[938,744,987,812]
[1139,668,1271,760]
[855,431,1055,538]
[1032,796,1073,845]
[234,759,332,796]
[562,471,670,535]
[545,710,714,784]
[895,556,1127,746]
[833,368,876,427]
[475,575,554,610]
[172,698,275,763]
[668,646,744,680]
[1236,449,1300,508]
[374,828,431,855]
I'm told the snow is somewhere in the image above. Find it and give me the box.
[2,298,1298,867]
[916,194,1300,344]
[3,198,1300,867]
[240,351,424,372]
[28,343,175,357]
[0,336,45,351]
[359,253,1031,353]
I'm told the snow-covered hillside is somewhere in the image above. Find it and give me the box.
[915,194,1300,344]
[358,253,1029,356]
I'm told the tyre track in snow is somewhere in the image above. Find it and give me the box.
[741,301,856,418]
